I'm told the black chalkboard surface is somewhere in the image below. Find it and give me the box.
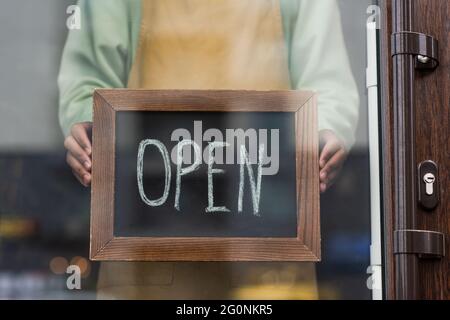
[114,111,297,238]
[90,90,320,261]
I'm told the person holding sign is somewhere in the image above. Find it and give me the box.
[59,0,359,299]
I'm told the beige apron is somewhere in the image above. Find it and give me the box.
[97,0,318,299]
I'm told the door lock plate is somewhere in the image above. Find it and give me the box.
[418,160,439,210]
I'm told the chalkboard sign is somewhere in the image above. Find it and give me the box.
[90,90,320,261]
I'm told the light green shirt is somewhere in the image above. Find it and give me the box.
[58,0,359,149]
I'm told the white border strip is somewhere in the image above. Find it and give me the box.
[367,21,383,300]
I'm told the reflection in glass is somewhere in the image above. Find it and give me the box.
[0,0,379,299]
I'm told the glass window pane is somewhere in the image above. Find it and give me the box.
[0,0,382,300]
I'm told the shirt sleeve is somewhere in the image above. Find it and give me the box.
[284,0,360,150]
[57,0,141,136]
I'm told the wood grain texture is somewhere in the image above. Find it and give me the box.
[90,90,320,261]
[95,89,314,112]
[90,93,115,257]
[296,95,320,260]
[413,0,449,300]
[380,0,449,300]
[93,238,316,261]
[379,0,396,299]
[392,0,421,300]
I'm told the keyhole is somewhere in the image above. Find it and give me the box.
[423,173,435,196]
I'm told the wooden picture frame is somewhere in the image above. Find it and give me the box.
[90,90,320,261]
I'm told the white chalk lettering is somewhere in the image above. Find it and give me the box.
[174,140,202,211]
[206,141,230,213]
[238,144,264,216]
[137,139,171,207]
[136,122,280,215]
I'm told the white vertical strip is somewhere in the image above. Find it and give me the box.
[366,21,383,300]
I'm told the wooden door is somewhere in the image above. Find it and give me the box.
[380,0,449,299]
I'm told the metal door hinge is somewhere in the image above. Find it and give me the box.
[391,31,439,70]
[394,230,445,258]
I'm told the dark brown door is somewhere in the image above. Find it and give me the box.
[380,0,449,299]
[413,0,449,300]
